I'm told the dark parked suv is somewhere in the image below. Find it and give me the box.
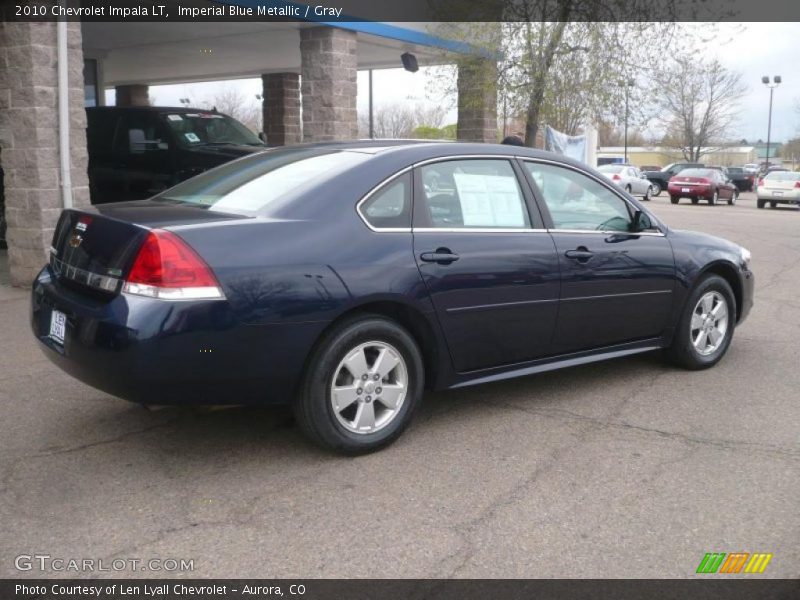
[86,106,266,203]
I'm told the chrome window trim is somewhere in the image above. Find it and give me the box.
[355,166,414,233]
[547,229,666,237]
[518,157,667,235]
[414,228,549,234]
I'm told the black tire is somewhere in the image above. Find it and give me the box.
[691,197,699,205]
[643,185,652,201]
[665,275,736,370]
[728,190,738,205]
[757,199,765,209]
[670,195,679,204]
[294,315,424,454]
[625,185,632,195]
[770,201,777,208]
[650,182,661,196]
[709,190,718,205]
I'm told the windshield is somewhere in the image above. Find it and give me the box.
[162,112,264,147]
[765,171,800,181]
[727,168,743,174]
[598,165,624,173]
[155,148,368,214]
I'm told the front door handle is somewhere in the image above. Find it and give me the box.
[420,248,459,265]
[565,247,594,263]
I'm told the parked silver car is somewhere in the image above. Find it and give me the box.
[756,170,800,208]
[597,164,655,200]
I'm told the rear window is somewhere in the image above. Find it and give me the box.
[765,171,800,181]
[155,149,368,214]
[598,165,624,173]
[727,168,743,174]
[676,168,712,178]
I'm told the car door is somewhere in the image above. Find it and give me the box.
[412,157,560,372]
[631,167,649,195]
[520,160,676,355]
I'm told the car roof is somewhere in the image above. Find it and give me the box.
[86,106,221,114]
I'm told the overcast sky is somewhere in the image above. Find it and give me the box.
[120,22,800,145]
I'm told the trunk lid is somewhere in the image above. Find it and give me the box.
[50,200,249,296]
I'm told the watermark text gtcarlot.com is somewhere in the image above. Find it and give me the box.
[15,554,194,573]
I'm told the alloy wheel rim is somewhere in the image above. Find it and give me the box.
[330,341,408,435]
[690,291,729,356]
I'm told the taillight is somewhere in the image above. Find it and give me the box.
[794,181,800,189]
[698,178,710,184]
[124,230,224,300]
[612,174,621,181]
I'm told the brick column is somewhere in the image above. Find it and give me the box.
[115,84,149,107]
[457,57,498,143]
[261,73,301,146]
[0,20,90,286]
[299,27,357,142]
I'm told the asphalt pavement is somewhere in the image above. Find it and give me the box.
[0,191,798,578]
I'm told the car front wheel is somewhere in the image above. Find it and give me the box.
[665,275,736,370]
[294,315,424,454]
[729,190,738,205]
[709,190,718,205]
[643,185,653,201]
[650,182,661,196]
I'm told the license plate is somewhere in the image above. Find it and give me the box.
[49,310,66,345]
[773,191,783,196]
[682,188,691,193]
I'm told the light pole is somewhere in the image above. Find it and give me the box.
[761,75,781,170]
[620,78,635,163]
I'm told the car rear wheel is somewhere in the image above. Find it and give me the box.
[709,190,718,205]
[670,196,679,204]
[691,197,699,205]
[728,190,738,205]
[665,275,735,370]
[757,199,765,208]
[294,315,424,454]
[770,201,777,208]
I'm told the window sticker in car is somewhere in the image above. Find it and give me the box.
[184,132,201,143]
[453,173,526,227]
[166,114,183,121]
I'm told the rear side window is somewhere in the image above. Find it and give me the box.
[416,159,531,229]
[359,172,412,229]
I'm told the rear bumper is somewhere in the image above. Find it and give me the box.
[31,266,319,405]
[667,184,712,198]
[757,190,800,202]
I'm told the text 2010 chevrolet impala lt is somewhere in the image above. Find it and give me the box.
[31,142,754,453]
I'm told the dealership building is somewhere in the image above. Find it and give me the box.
[0,3,498,285]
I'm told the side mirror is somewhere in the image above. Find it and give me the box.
[631,209,653,233]
[128,128,146,154]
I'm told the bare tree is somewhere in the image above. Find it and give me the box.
[654,57,748,161]
[358,102,447,139]
[200,86,261,133]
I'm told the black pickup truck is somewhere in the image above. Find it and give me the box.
[723,166,755,192]
[643,162,704,196]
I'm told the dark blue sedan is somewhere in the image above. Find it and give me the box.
[31,142,754,453]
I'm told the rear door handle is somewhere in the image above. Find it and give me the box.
[420,249,459,264]
[565,248,594,262]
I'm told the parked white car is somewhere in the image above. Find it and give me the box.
[756,171,800,208]
[597,164,655,201]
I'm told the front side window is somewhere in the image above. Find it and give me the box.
[524,162,632,232]
[360,172,412,229]
[417,159,531,229]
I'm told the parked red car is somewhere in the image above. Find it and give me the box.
[668,168,739,205]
